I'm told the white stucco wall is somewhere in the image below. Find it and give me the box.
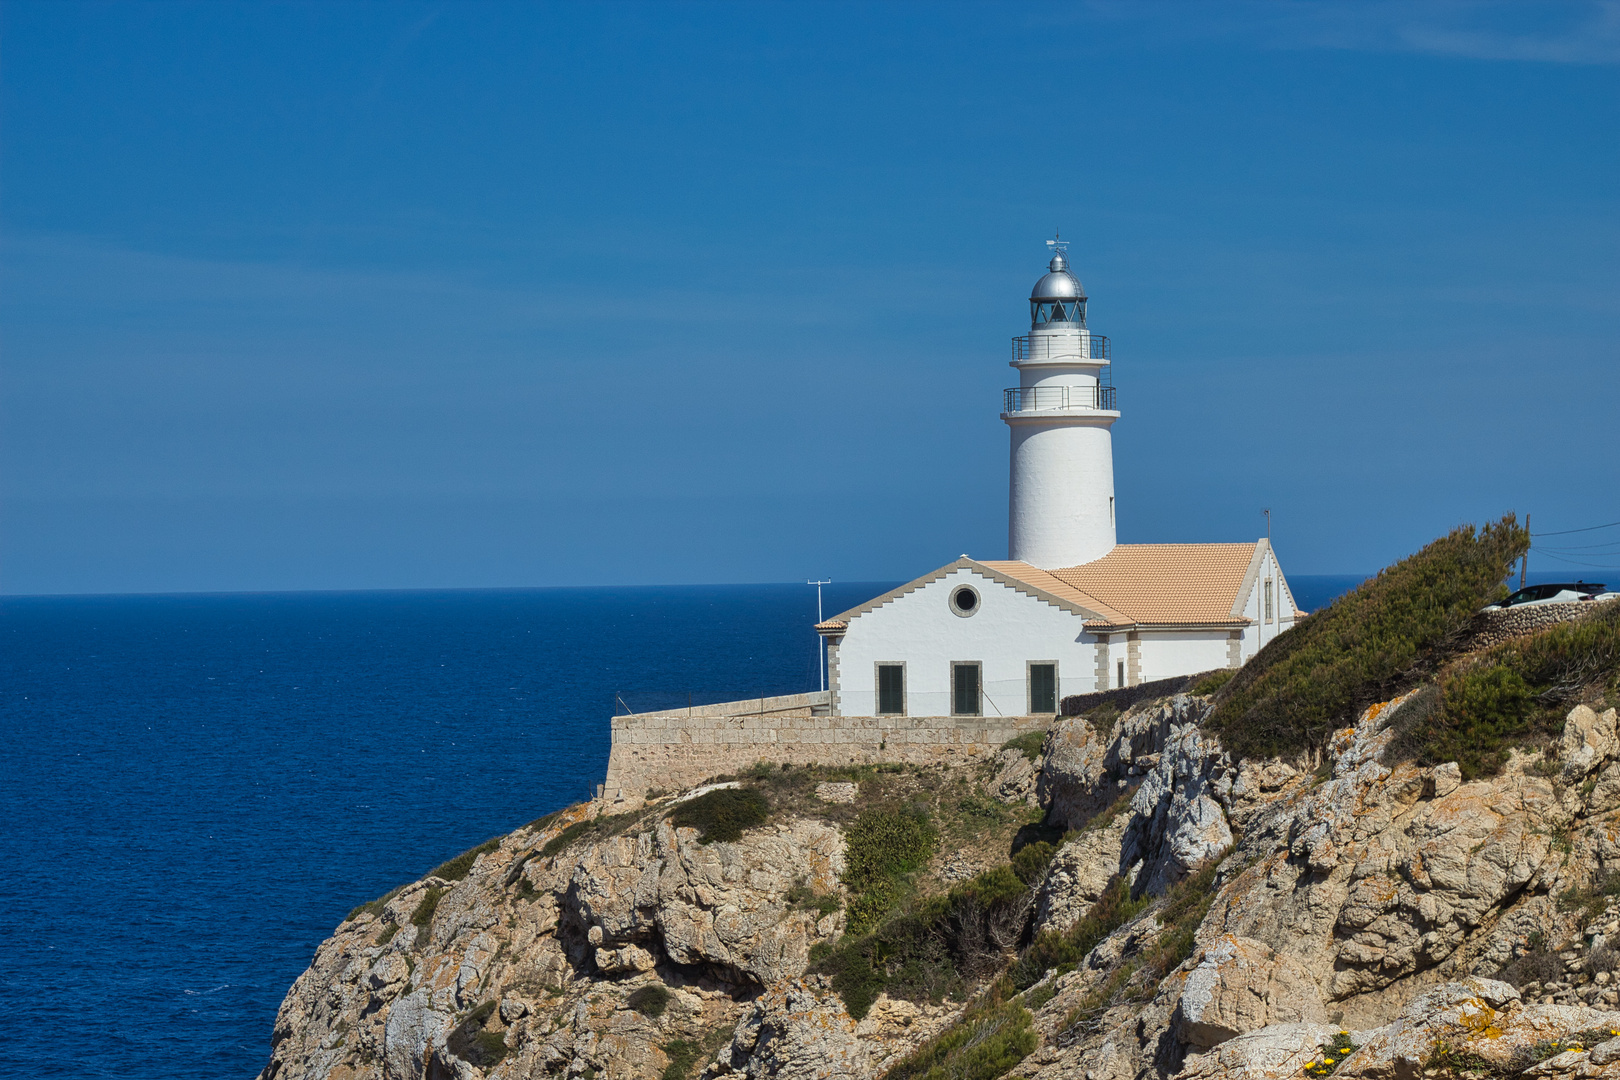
[832,567,1100,717]
[1007,420,1117,569]
[1135,631,1233,684]
[1005,323,1117,570]
[1233,544,1298,663]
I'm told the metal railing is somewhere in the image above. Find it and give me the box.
[1011,334,1110,362]
[1003,384,1117,413]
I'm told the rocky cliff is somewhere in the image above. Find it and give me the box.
[260,688,1620,1080]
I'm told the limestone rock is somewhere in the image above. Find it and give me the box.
[1173,1022,1341,1080]
[565,817,845,984]
[381,989,451,1080]
[813,782,857,804]
[990,747,1040,804]
[1033,809,1131,935]
[715,979,875,1079]
[1175,935,1327,1048]
[1121,712,1233,896]
[1561,705,1619,783]
[1038,715,1113,830]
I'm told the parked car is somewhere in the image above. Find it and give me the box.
[1482,582,1615,611]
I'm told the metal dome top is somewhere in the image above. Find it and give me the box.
[1031,250,1085,300]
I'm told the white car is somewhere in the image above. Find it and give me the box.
[1482,582,1615,611]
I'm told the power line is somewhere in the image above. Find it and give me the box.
[1532,551,1620,570]
[1540,541,1620,553]
[1532,519,1620,537]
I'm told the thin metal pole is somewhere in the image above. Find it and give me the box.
[808,579,831,693]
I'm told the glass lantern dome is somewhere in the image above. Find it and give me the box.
[1030,251,1087,328]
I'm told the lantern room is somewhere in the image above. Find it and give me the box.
[1029,250,1087,328]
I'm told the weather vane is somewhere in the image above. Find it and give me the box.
[1046,230,1068,255]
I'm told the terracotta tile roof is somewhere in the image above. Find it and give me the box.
[1049,543,1260,626]
[820,544,1280,634]
[976,561,1131,624]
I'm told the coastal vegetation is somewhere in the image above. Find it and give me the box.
[1396,601,1620,778]
[667,786,770,844]
[1210,514,1529,760]
[627,985,670,1018]
[1000,730,1046,762]
[445,1001,507,1068]
[431,837,502,881]
[881,979,1035,1080]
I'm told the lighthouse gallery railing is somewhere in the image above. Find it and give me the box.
[1011,334,1110,362]
[1003,385,1118,413]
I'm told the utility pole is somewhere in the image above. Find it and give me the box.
[1521,514,1530,589]
[808,579,831,693]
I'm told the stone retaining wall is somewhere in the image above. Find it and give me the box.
[1464,601,1612,651]
[602,706,1050,807]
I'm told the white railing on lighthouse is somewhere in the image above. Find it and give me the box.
[1003,385,1118,413]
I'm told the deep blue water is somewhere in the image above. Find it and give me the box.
[0,584,886,1079]
[0,576,1372,1078]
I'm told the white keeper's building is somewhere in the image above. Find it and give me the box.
[814,243,1301,718]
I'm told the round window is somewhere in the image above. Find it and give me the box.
[950,585,980,617]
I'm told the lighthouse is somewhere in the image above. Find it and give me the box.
[1003,241,1119,569]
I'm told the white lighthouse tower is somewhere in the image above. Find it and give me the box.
[1003,240,1119,568]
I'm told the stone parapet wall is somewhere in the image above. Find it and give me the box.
[603,708,1050,806]
[1464,601,1612,651]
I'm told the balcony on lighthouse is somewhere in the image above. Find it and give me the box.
[1003,247,1116,417]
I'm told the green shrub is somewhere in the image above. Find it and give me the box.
[938,867,1035,977]
[1396,603,1620,779]
[627,984,670,1018]
[1001,731,1046,763]
[1009,841,1057,886]
[882,986,1036,1080]
[347,885,404,922]
[1211,516,1528,760]
[1419,664,1537,779]
[660,1038,701,1080]
[1083,702,1120,739]
[411,886,443,947]
[540,818,598,859]
[786,879,842,917]
[445,1001,507,1068]
[1011,874,1145,990]
[1189,669,1236,697]
[815,904,960,1020]
[668,787,770,845]
[842,805,938,935]
[431,837,502,881]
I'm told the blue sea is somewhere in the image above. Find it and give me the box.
[0,576,1365,1078]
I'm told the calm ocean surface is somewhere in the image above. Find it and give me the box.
[0,576,1362,1078]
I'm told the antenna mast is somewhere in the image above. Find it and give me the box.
[808,579,831,693]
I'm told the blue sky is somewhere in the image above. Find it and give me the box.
[2,1,1617,594]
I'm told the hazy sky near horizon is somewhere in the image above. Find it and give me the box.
[3,0,1617,594]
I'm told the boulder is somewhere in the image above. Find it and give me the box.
[1561,706,1619,783]
[382,989,452,1080]
[718,979,875,1079]
[1174,1022,1341,1080]
[1176,935,1327,1048]
[1033,811,1131,935]
[1038,716,1112,830]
